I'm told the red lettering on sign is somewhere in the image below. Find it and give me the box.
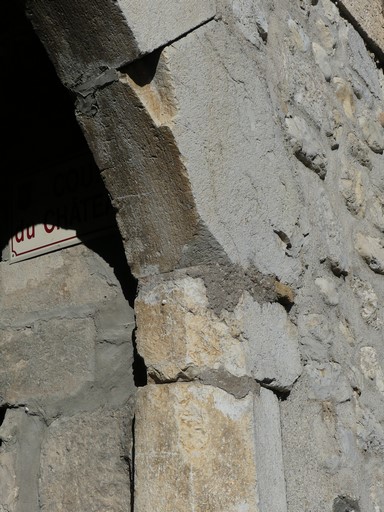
[15,230,24,243]
[44,223,55,234]
[27,226,35,239]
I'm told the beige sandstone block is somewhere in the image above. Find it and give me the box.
[136,276,301,392]
[134,383,260,512]
[135,276,246,381]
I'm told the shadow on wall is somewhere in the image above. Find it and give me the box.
[0,0,137,306]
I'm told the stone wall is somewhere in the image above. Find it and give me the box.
[1,0,384,511]
[0,236,136,512]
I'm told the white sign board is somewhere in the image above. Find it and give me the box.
[10,156,115,263]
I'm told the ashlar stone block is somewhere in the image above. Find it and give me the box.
[134,383,260,512]
[135,276,246,381]
[0,318,95,404]
[136,276,301,392]
[39,408,132,512]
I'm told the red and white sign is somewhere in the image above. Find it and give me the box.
[11,156,115,263]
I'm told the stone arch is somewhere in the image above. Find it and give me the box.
[4,0,297,511]
[25,0,203,278]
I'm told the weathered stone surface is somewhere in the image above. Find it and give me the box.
[336,0,384,56]
[94,295,135,344]
[344,24,383,99]
[0,453,17,512]
[166,20,302,282]
[350,276,383,328]
[78,79,198,276]
[315,277,340,306]
[285,115,328,178]
[298,313,333,362]
[116,0,216,58]
[229,0,270,46]
[2,1,384,511]
[39,408,132,512]
[355,232,384,274]
[242,296,302,391]
[288,17,311,52]
[312,42,332,81]
[136,275,301,392]
[346,132,372,170]
[359,116,384,153]
[369,195,384,232]
[360,346,384,394]
[339,164,366,217]
[306,362,352,403]
[0,244,118,324]
[0,410,18,512]
[135,383,260,511]
[315,16,337,52]
[135,275,246,381]
[27,0,216,86]
[333,77,356,119]
[0,318,95,404]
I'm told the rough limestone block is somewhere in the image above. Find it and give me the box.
[285,115,328,178]
[355,233,384,274]
[336,0,384,55]
[39,408,131,512]
[116,0,216,56]
[134,383,259,512]
[28,0,215,86]
[359,117,384,154]
[0,245,117,324]
[314,277,340,306]
[0,318,95,403]
[166,21,301,282]
[242,295,302,391]
[350,276,382,329]
[305,362,352,403]
[135,276,246,381]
